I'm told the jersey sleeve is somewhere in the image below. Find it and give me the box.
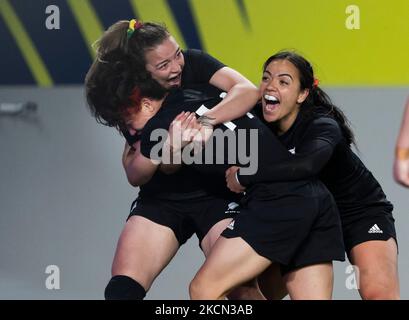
[182,49,226,85]
[238,117,343,186]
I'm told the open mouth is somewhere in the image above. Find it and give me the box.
[168,74,182,85]
[264,94,280,112]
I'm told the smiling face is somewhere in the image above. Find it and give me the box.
[259,59,309,134]
[145,36,185,89]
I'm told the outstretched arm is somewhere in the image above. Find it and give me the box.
[394,97,409,187]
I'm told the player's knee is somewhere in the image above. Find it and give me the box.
[359,278,400,300]
[227,286,255,300]
[104,275,146,300]
[189,276,205,299]
[189,275,217,300]
[227,280,264,300]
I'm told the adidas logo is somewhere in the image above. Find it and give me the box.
[289,147,296,154]
[368,224,383,234]
[227,220,235,230]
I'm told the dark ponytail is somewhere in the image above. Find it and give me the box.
[85,20,169,131]
[263,51,355,146]
[309,87,355,146]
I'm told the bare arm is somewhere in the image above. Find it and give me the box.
[122,141,159,187]
[204,67,260,125]
[122,140,181,183]
[394,97,409,187]
[124,112,201,179]
[396,97,409,150]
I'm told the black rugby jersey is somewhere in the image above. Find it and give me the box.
[138,85,291,199]
[181,49,225,87]
[122,49,226,199]
[244,106,393,217]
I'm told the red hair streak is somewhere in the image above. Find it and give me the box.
[128,87,142,110]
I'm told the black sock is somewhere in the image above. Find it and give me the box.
[104,275,146,300]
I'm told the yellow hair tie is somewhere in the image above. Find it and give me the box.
[127,19,142,39]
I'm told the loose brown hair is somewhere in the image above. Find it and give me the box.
[85,20,169,131]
